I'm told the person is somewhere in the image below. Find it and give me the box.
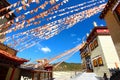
[103,73,108,80]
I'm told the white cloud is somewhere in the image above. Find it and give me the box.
[72,37,81,44]
[100,24,104,26]
[73,41,76,44]
[41,46,51,53]
[77,38,81,41]
[71,34,76,37]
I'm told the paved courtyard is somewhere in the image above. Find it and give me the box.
[70,72,100,80]
[53,71,101,80]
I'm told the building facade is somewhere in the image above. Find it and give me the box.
[19,63,53,80]
[100,0,120,59]
[0,42,53,80]
[80,27,120,78]
[80,42,93,72]
[0,43,28,80]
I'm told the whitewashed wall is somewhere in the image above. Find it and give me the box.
[98,35,120,68]
[91,35,120,78]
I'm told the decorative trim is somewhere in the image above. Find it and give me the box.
[112,0,120,12]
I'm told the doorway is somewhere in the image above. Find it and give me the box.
[0,65,9,80]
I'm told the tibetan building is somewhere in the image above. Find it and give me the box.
[0,43,28,80]
[19,63,53,80]
[100,0,120,60]
[0,42,53,80]
[80,27,120,78]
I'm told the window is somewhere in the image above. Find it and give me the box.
[93,59,98,67]
[97,57,104,66]
[89,38,98,51]
[82,63,86,69]
[81,46,89,58]
[89,43,94,51]
[92,56,104,68]
[81,53,85,58]
[93,39,98,48]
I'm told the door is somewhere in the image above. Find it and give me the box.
[0,65,9,80]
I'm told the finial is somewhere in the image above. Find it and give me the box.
[86,33,89,37]
[93,21,97,27]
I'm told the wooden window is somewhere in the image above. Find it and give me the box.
[81,53,85,58]
[93,39,98,48]
[89,43,94,51]
[97,57,104,66]
[93,59,98,67]
[89,38,98,51]
[82,63,86,69]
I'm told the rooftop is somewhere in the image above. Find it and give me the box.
[87,27,109,42]
[0,49,28,64]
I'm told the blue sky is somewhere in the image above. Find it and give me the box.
[6,0,107,63]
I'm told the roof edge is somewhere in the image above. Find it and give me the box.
[100,0,117,19]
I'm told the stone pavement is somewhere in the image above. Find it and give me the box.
[53,71,77,80]
[53,71,101,80]
[70,72,100,80]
